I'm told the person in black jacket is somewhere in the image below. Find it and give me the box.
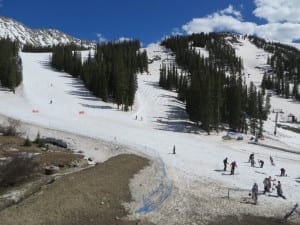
[223,157,228,171]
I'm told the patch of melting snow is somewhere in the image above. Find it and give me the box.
[0,190,24,203]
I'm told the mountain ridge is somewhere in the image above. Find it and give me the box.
[0,16,94,48]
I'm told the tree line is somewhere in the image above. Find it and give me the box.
[0,38,22,90]
[160,33,270,135]
[249,35,300,100]
[22,43,88,52]
[51,40,148,110]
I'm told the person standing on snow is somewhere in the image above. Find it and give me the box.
[258,160,264,168]
[223,157,228,171]
[173,145,176,155]
[263,177,269,194]
[280,168,286,176]
[270,156,275,166]
[250,157,255,167]
[251,183,258,204]
[249,153,254,163]
[267,176,275,191]
[230,161,237,175]
[276,181,285,198]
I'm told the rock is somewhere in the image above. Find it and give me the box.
[47,177,56,184]
[44,165,59,175]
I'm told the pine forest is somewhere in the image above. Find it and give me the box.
[160,33,270,135]
[51,40,148,111]
[0,38,22,91]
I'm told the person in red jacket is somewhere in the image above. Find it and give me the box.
[230,161,237,175]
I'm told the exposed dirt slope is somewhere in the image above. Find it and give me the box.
[0,154,153,225]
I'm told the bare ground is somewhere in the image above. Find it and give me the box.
[0,154,153,225]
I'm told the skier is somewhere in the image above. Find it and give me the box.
[270,156,275,166]
[50,100,52,104]
[249,153,254,163]
[173,145,176,155]
[280,168,286,176]
[259,160,264,168]
[230,161,237,175]
[251,183,258,204]
[223,157,228,171]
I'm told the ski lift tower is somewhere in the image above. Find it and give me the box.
[273,109,283,136]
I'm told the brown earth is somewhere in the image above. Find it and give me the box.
[208,214,298,225]
[0,154,153,225]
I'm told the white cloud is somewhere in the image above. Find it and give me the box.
[182,6,256,35]
[172,27,184,36]
[181,3,300,43]
[182,13,256,35]
[256,23,300,42]
[254,0,300,23]
[96,33,106,43]
[220,5,242,19]
[118,37,132,42]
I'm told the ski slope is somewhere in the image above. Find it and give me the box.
[0,38,299,223]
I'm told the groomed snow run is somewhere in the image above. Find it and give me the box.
[0,39,299,224]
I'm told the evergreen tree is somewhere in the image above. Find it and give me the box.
[257,91,264,137]
[0,38,22,90]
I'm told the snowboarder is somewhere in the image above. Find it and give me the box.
[258,160,264,168]
[173,145,176,155]
[50,100,52,104]
[251,183,258,204]
[280,168,286,176]
[249,153,254,163]
[223,157,228,171]
[230,161,237,175]
[270,156,275,166]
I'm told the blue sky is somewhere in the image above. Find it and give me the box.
[2,0,300,45]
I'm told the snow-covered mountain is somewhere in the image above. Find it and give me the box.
[0,16,93,47]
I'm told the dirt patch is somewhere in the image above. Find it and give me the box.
[33,151,84,171]
[208,215,298,225]
[0,154,154,225]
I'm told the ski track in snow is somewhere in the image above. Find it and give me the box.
[0,38,299,224]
